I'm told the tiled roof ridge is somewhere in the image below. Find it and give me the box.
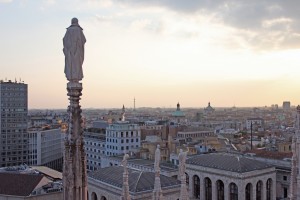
[235,155,242,173]
[132,170,143,192]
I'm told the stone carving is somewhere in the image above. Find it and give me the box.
[63,18,86,82]
[154,144,161,171]
[121,154,129,169]
[179,149,189,200]
[153,145,164,200]
[290,105,300,200]
[63,18,87,200]
[121,154,131,200]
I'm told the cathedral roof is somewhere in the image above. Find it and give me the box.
[186,153,273,173]
[88,166,180,193]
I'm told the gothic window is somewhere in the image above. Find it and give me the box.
[229,183,238,200]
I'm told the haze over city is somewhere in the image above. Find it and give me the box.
[1,0,300,108]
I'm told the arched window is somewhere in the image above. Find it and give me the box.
[100,197,107,200]
[216,180,224,200]
[266,178,272,200]
[245,183,252,200]
[205,177,212,200]
[256,181,262,200]
[193,175,200,199]
[91,192,98,200]
[229,183,238,200]
[185,173,189,187]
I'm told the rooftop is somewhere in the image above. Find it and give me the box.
[0,173,43,196]
[186,153,273,173]
[88,166,180,193]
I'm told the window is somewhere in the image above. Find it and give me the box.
[256,181,262,200]
[193,175,200,199]
[216,180,224,200]
[205,178,212,200]
[283,176,287,181]
[284,187,288,198]
[229,183,238,200]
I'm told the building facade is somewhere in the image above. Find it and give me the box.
[186,153,276,200]
[0,80,28,167]
[28,128,64,171]
[105,122,141,156]
[84,129,106,171]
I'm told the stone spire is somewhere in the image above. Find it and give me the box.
[179,149,189,200]
[152,145,164,200]
[121,104,126,121]
[62,18,87,200]
[121,154,131,200]
[290,105,300,200]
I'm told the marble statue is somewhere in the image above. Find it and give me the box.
[63,18,86,82]
[179,149,189,200]
[154,145,161,171]
[122,154,129,168]
[153,144,164,200]
[63,18,87,200]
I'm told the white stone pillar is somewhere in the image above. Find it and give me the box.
[272,179,276,200]
[262,181,266,200]
[238,182,245,200]
[188,173,193,198]
[252,183,256,200]
[212,180,216,200]
[224,183,229,200]
[200,177,205,200]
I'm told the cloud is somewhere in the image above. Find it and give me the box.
[0,0,13,3]
[112,0,300,50]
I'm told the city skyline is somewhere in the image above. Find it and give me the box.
[1,0,300,109]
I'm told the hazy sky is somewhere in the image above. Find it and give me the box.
[1,0,300,109]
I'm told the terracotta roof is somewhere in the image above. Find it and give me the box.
[244,149,292,160]
[0,173,43,196]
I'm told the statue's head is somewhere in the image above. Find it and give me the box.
[71,18,79,26]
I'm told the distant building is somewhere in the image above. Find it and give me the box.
[204,102,215,115]
[282,101,291,111]
[0,80,28,167]
[246,118,264,132]
[84,127,106,171]
[105,122,141,156]
[27,128,64,171]
[171,102,185,123]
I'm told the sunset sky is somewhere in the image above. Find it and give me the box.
[1,0,300,109]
